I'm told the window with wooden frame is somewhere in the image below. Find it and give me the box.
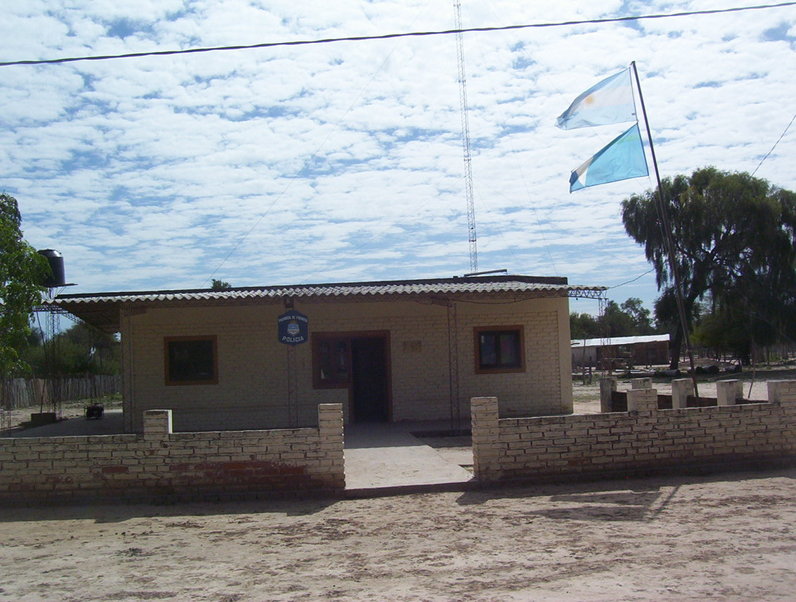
[474,326,525,373]
[164,336,218,385]
[312,335,350,388]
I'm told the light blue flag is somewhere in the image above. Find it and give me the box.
[557,68,636,130]
[569,124,648,192]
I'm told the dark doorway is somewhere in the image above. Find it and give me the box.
[350,336,389,422]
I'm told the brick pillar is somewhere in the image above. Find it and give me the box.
[627,388,658,413]
[143,409,172,441]
[317,403,345,489]
[471,397,500,482]
[717,380,742,406]
[671,378,694,409]
[599,377,617,413]
[768,380,796,405]
[631,377,653,389]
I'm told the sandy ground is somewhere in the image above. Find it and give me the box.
[2,369,794,600]
[1,468,795,601]
[0,398,121,435]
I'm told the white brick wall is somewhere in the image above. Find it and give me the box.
[0,404,345,505]
[472,380,796,482]
[121,295,572,431]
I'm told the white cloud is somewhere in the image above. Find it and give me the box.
[1,0,794,315]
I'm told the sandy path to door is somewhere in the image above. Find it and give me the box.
[1,467,794,600]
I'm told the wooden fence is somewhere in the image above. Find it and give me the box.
[0,375,121,410]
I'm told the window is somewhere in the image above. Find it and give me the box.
[313,336,350,388]
[474,326,524,373]
[164,336,218,385]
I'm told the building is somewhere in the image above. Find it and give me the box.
[52,275,602,432]
[571,334,671,369]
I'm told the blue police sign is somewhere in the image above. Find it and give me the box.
[278,310,309,345]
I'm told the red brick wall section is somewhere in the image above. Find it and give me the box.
[0,403,344,505]
[471,380,796,482]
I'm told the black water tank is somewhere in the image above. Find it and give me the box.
[38,249,66,288]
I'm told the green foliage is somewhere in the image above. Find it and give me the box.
[570,297,658,339]
[623,167,796,366]
[211,279,231,290]
[691,307,751,362]
[620,297,654,334]
[0,194,49,376]
[600,301,636,337]
[570,312,600,340]
[23,322,120,376]
[653,290,702,339]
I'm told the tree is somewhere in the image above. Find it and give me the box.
[570,297,658,340]
[23,321,120,376]
[620,297,654,334]
[622,168,796,368]
[691,303,751,363]
[211,279,231,290]
[0,194,49,376]
[599,300,636,338]
[570,312,600,339]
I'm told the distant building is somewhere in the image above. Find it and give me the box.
[571,334,670,369]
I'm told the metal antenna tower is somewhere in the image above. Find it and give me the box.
[453,0,478,273]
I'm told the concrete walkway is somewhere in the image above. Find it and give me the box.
[344,421,474,493]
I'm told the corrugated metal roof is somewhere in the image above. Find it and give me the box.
[571,334,670,348]
[53,278,592,304]
[48,275,604,332]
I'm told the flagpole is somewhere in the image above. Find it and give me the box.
[630,61,700,397]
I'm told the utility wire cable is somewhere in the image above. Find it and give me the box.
[608,268,656,289]
[752,113,795,176]
[204,5,437,287]
[1,2,794,67]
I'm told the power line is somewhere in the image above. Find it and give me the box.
[204,7,437,286]
[608,268,656,289]
[1,2,794,68]
[752,113,795,176]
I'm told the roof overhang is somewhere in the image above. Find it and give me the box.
[48,275,606,333]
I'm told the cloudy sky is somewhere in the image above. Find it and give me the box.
[2,1,794,317]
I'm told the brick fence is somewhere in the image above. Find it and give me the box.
[472,380,796,482]
[0,403,344,505]
[599,376,765,411]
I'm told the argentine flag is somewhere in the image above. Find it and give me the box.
[557,68,636,130]
[569,124,648,192]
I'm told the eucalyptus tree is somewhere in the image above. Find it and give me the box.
[622,168,796,367]
[0,194,49,376]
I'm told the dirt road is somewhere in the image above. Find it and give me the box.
[1,467,794,601]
